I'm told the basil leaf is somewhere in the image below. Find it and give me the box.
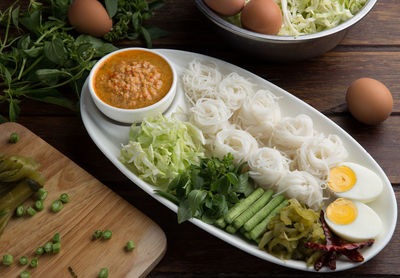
[11,6,20,28]
[148,0,165,11]
[146,26,168,39]
[132,12,141,31]
[26,89,76,111]
[226,172,239,185]
[105,0,118,18]
[141,26,152,48]
[177,199,192,224]
[36,69,70,85]
[9,99,20,122]
[188,190,207,215]
[44,38,67,65]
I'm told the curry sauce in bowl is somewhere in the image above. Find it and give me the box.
[89,48,177,123]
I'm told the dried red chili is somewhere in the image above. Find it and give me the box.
[306,210,375,271]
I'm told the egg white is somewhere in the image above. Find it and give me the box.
[331,162,383,203]
[325,200,382,242]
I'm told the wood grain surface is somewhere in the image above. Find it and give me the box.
[0,123,166,278]
[1,0,399,277]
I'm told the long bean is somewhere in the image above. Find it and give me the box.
[225,188,264,224]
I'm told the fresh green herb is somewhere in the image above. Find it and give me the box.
[2,254,13,266]
[20,270,30,278]
[92,229,102,240]
[102,230,112,240]
[44,241,53,254]
[36,188,48,201]
[0,209,7,217]
[102,0,167,47]
[158,153,255,224]
[98,267,109,278]
[15,205,24,216]
[0,1,118,121]
[19,256,28,265]
[29,257,38,268]
[53,232,61,243]
[52,242,61,254]
[125,240,135,251]
[34,200,44,211]
[59,193,70,203]
[35,246,44,255]
[51,199,63,212]
[68,266,78,278]
[26,206,37,216]
[9,133,19,143]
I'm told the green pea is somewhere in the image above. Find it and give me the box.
[92,230,102,240]
[9,133,19,143]
[30,258,38,268]
[36,188,48,201]
[2,254,13,266]
[102,230,112,240]
[20,270,30,278]
[53,232,61,243]
[98,267,109,278]
[19,256,28,265]
[60,193,70,203]
[35,246,44,255]
[125,240,135,251]
[52,242,61,254]
[44,242,53,254]
[16,206,25,217]
[34,200,44,211]
[51,200,63,213]
[26,206,37,216]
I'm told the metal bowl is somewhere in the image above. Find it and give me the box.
[194,0,377,61]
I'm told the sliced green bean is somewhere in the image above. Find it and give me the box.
[16,205,25,217]
[102,230,112,240]
[30,258,38,268]
[2,254,13,266]
[233,189,273,229]
[53,232,61,243]
[34,200,44,211]
[225,188,264,224]
[214,217,226,229]
[36,188,48,201]
[44,241,53,253]
[19,256,28,265]
[51,200,63,212]
[26,206,36,217]
[59,193,70,203]
[92,230,102,240]
[20,270,30,278]
[243,194,285,232]
[35,246,44,255]
[225,225,237,234]
[98,267,109,278]
[125,240,135,252]
[9,133,19,144]
[52,242,61,254]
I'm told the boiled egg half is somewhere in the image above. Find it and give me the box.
[325,198,382,242]
[327,162,383,203]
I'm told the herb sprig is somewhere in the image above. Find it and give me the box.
[158,154,255,224]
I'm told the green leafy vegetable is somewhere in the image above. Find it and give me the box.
[120,114,205,188]
[161,153,255,224]
[103,0,167,47]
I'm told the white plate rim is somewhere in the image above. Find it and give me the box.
[80,48,397,272]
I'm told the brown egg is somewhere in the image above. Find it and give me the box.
[204,0,245,17]
[241,0,282,35]
[68,0,112,37]
[346,78,393,125]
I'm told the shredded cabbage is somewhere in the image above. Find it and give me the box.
[226,0,367,36]
[119,114,205,188]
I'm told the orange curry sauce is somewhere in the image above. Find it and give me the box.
[93,50,173,109]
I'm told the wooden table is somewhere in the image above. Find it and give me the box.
[2,0,399,276]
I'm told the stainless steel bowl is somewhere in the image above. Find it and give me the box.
[194,0,377,61]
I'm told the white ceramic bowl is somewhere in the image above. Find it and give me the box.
[88,48,177,123]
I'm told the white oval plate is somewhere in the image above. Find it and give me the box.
[80,49,397,272]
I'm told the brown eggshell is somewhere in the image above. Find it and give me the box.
[68,0,112,37]
[241,0,282,35]
[204,0,245,17]
[346,78,393,125]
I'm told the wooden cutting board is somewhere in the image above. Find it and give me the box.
[0,122,167,277]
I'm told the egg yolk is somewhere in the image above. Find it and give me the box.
[326,198,358,225]
[328,166,357,193]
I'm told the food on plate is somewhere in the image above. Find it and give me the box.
[119,59,382,270]
[68,0,113,37]
[328,162,383,202]
[204,0,245,16]
[346,78,393,125]
[241,0,282,35]
[119,114,205,187]
[93,49,173,109]
[259,199,325,265]
[325,198,382,242]
[214,0,367,36]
